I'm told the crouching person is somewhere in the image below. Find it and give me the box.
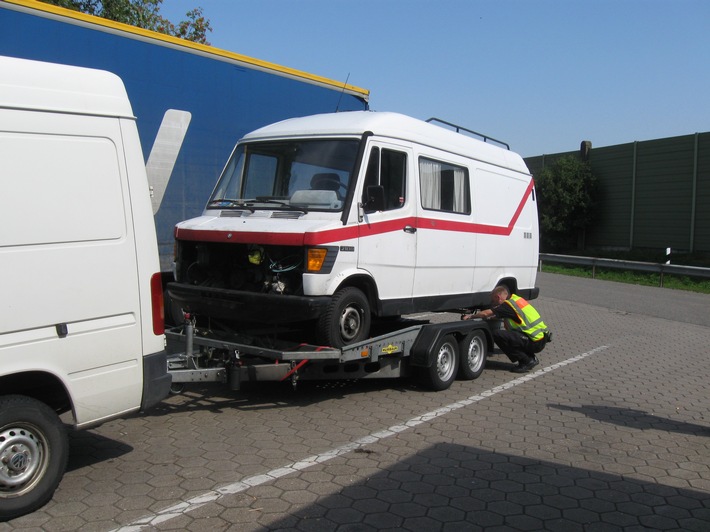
[463,285,550,373]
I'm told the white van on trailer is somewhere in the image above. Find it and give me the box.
[0,56,171,521]
[168,111,539,347]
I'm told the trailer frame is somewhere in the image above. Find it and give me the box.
[165,316,495,392]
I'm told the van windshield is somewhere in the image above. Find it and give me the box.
[209,139,360,212]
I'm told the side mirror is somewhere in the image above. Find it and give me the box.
[364,185,386,213]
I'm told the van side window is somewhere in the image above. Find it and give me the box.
[419,157,471,214]
[363,147,407,210]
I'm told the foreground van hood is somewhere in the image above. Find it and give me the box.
[174,213,358,247]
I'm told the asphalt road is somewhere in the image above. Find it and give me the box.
[536,271,709,327]
[3,273,709,531]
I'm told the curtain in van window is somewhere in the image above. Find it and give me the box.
[452,167,467,212]
[419,158,468,213]
[420,158,441,210]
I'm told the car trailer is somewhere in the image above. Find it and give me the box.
[165,316,494,393]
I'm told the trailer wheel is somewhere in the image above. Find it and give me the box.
[421,334,459,391]
[316,287,371,348]
[169,383,186,395]
[0,395,68,522]
[458,330,487,380]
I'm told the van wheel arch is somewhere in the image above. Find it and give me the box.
[332,274,380,316]
[0,373,72,420]
[495,278,518,295]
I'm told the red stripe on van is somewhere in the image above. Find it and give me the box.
[174,228,308,246]
[357,217,418,238]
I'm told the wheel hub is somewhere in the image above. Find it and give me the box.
[0,427,42,490]
[339,307,362,341]
[8,451,29,473]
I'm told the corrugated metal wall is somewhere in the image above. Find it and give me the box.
[525,132,710,253]
[696,134,710,252]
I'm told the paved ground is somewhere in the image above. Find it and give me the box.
[3,272,709,531]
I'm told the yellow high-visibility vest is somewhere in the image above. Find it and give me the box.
[503,294,549,341]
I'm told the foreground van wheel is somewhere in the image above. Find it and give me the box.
[0,395,68,522]
[458,330,487,380]
[421,334,459,391]
[316,287,371,348]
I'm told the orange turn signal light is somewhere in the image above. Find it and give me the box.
[307,248,328,271]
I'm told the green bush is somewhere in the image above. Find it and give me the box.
[536,155,596,252]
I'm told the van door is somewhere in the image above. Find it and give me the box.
[357,143,415,313]
[413,155,476,302]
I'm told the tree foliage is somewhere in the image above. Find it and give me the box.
[41,0,212,44]
[535,155,597,252]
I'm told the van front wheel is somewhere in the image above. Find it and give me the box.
[316,287,371,348]
[0,395,69,522]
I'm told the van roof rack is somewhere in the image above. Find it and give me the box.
[426,117,510,150]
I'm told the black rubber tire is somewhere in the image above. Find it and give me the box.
[0,395,68,522]
[420,334,459,391]
[457,329,487,380]
[316,287,371,348]
[170,383,186,395]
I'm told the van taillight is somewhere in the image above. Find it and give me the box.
[150,273,165,335]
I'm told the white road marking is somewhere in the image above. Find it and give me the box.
[112,345,609,531]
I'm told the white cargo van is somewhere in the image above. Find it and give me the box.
[0,56,171,520]
[169,111,539,347]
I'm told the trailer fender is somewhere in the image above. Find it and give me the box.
[409,321,492,368]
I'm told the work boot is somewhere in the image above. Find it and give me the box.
[511,356,539,373]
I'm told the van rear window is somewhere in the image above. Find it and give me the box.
[419,157,471,214]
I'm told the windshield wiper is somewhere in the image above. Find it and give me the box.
[207,199,255,212]
[250,197,308,213]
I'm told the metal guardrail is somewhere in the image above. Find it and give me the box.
[539,253,710,287]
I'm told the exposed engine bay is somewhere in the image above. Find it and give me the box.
[175,241,305,296]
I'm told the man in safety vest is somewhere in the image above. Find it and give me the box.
[463,285,551,373]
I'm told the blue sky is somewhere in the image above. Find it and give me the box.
[161,0,709,157]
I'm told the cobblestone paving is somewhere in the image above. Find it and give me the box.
[3,276,709,531]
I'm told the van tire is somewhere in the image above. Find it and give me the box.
[316,287,371,348]
[0,395,68,522]
[457,330,487,380]
[420,334,459,391]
